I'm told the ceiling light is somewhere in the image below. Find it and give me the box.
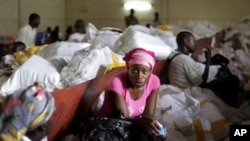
[124,1,152,11]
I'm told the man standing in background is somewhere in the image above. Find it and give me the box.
[152,12,162,27]
[124,9,139,27]
[17,13,40,48]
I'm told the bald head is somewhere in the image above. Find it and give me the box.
[176,31,196,54]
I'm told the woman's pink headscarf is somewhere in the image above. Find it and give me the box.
[123,48,155,70]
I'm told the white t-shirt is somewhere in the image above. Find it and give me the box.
[68,32,85,42]
[17,24,37,48]
[168,52,203,89]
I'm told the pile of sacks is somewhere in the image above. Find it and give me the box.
[0,23,177,96]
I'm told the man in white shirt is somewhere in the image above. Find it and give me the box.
[17,13,40,48]
[167,31,211,89]
[167,31,240,107]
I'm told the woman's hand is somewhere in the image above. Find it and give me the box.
[137,117,167,139]
[142,117,159,136]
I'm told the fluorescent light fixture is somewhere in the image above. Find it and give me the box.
[124,1,152,11]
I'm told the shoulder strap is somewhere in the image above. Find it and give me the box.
[159,53,182,84]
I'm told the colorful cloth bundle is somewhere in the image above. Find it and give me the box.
[0,82,55,141]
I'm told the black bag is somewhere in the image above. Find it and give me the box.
[210,54,229,66]
[82,114,137,141]
[215,64,232,79]
[81,113,164,141]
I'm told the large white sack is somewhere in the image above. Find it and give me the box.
[223,28,240,41]
[180,20,221,39]
[157,85,199,130]
[85,23,98,42]
[158,85,200,111]
[91,30,122,51]
[124,25,151,34]
[101,27,122,33]
[229,16,250,37]
[114,28,173,60]
[199,101,231,140]
[158,85,230,141]
[167,24,190,36]
[150,28,178,50]
[187,86,249,125]
[38,41,90,72]
[167,128,188,141]
[60,44,125,87]
[235,49,250,78]
[84,24,122,51]
[0,55,60,96]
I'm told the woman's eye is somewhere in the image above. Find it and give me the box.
[142,70,149,74]
[129,68,135,73]
[132,69,138,74]
[130,68,149,75]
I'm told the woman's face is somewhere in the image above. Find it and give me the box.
[128,64,151,88]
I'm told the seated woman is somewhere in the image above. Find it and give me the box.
[99,48,167,140]
[0,82,55,141]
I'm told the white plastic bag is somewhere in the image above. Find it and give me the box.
[114,27,173,60]
[38,41,90,72]
[0,55,60,96]
[60,44,125,87]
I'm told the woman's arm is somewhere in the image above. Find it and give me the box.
[108,87,159,120]
[141,88,168,140]
[134,89,161,136]
[108,90,130,117]
[142,88,159,118]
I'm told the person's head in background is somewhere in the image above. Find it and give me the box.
[12,41,26,53]
[154,12,159,21]
[123,48,155,88]
[66,25,73,34]
[0,82,55,141]
[74,19,85,34]
[145,23,152,28]
[54,26,60,32]
[0,45,10,58]
[130,9,135,16]
[176,31,196,54]
[29,13,40,29]
[47,27,52,32]
[65,25,73,41]
[0,45,10,68]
